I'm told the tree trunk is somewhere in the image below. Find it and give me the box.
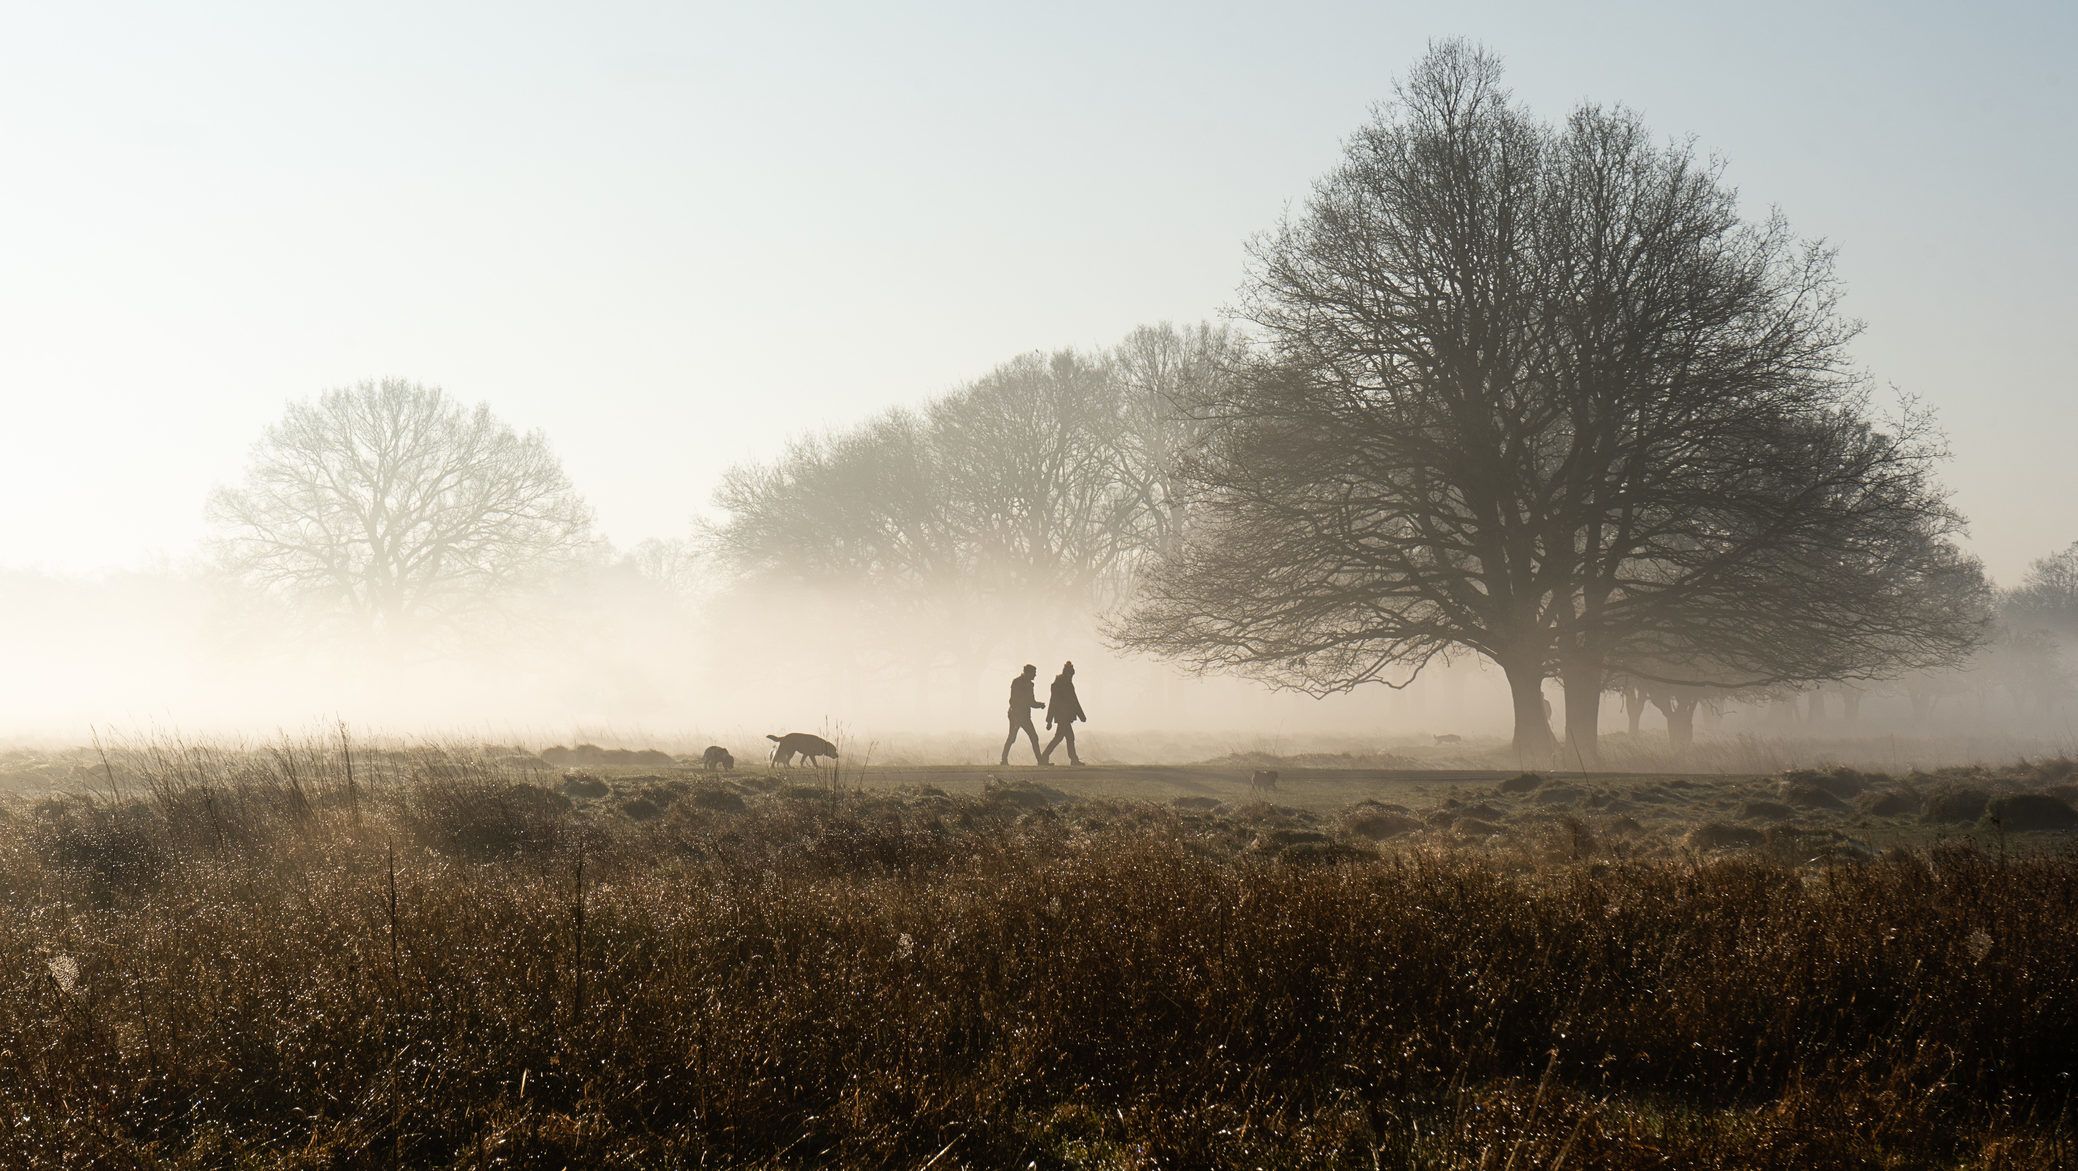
[1841,690,1862,724]
[1501,655,1556,760]
[1667,698,1698,748]
[1560,656,1603,765]
[1806,691,1826,723]
[1624,687,1644,736]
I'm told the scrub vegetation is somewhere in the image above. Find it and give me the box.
[2,741,2074,1168]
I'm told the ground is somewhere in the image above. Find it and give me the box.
[537,752,2078,858]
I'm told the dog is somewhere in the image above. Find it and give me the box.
[1433,734,1463,744]
[1249,768,1280,794]
[700,745,734,772]
[766,732,839,768]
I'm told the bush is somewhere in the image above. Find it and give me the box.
[1986,792,2078,832]
[28,797,165,899]
[1856,789,1922,817]
[1779,778,1851,812]
[691,787,748,813]
[1344,808,1423,840]
[1923,785,1992,825]
[559,770,609,798]
[1685,821,1766,851]
[392,776,570,860]
[1780,767,1878,797]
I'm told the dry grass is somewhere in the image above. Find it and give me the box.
[0,741,2074,1168]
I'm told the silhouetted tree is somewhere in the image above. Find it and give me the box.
[1111,43,1982,758]
[1108,322,1245,563]
[712,408,955,592]
[2005,542,2078,638]
[210,378,593,640]
[929,350,1141,614]
[624,537,712,603]
[709,325,1234,682]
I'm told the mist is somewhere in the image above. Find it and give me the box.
[3,10,2074,774]
[0,546,1514,755]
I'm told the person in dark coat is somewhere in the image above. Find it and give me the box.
[1041,660,1086,766]
[1001,663,1046,765]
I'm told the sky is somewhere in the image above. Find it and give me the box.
[4,0,2074,583]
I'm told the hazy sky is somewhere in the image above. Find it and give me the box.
[5,0,2073,582]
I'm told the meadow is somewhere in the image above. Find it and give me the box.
[1,739,2074,1168]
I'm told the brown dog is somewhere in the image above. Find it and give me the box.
[700,745,734,772]
[1249,768,1280,794]
[766,732,839,768]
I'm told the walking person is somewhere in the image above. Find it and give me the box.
[1000,663,1046,765]
[1041,660,1086,766]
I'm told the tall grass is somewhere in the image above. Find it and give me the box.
[0,741,2072,1167]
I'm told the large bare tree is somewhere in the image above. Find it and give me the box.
[1112,43,1982,758]
[210,378,594,639]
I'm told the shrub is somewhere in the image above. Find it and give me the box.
[1923,785,1992,825]
[392,776,570,860]
[1779,778,1851,811]
[1344,808,1423,840]
[559,770,609,798]
[1986,792,2078,832]
[1856,789,1922,817]
[1685,821,1766,850]
[28,796,165,899]
[691,787,748,813]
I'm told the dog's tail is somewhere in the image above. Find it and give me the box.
[766,734,782,743]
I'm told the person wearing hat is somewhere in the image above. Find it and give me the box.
[1041,660,1086,766]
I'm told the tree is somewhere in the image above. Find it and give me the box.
[928,350,1141,615]
[708,326,1235,686]
[1111,43,1982,758]
[2005,542,2078,638]
[1108,322,1246,564]
[210,378,594,640]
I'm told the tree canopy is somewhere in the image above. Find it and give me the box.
[708,323,1242,673]
[210,378,594,641]
[1112,43,1983,758]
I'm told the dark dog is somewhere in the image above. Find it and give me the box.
[766,732,839,768]
[1250,768,1280,794]
[700,745,734,772]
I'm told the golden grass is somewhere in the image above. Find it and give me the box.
[0,741,2072,1168]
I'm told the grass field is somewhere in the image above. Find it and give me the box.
[2,741,2075,1167]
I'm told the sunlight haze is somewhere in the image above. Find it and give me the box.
[5,1,2072,582]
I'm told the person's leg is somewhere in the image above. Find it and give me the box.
[1060,722,1080,765]
[1001,715,1018,765]
[1043,722,1071,763]
[1020,716,1044,763]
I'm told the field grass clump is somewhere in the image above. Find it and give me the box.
[1987,791,2078,832]
[0,744,2074,1167]
[1924,783,1994,824]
